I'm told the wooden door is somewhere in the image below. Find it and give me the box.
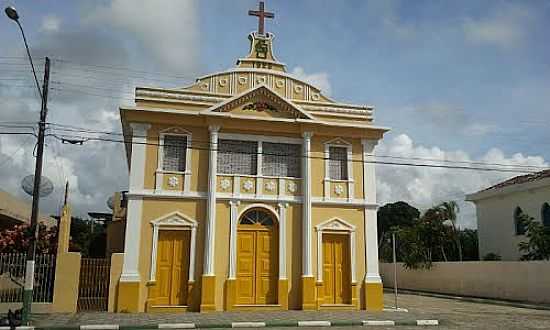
[255,230,277,304]
[150,230,190,306]
[322,234,350,304]
[236,209,277,305]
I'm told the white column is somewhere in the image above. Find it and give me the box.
[302,132,313,277]
[323,144,330,200]
[228,200,240,279]
[204,125,220,276]
[121,122,150,282]
[277,203,288,280]
[347,146,354,201]
[189,226,197,282]
[256,141,263,196]
[362,139,381,284]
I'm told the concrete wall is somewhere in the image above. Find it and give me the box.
[0,252,81,313]
[380,261,550,304]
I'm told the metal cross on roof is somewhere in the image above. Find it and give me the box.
[248,1,274,35]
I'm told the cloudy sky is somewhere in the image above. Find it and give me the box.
[0,0,549,228]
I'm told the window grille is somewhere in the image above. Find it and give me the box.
[514,206,526,235]
[329,146,348,180]
[262,142,301,177]
[162,135,187,172]
[240,209,274,226]
[542,203,550,227]
[217,139,258,175]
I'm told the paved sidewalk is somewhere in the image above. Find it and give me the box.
[26,294,431,328]
[20,292,550,329]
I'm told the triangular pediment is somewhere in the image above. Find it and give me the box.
[315,217,356,232]
[201,85,315,120]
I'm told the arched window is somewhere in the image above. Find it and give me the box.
[542,203,550,228]
[240,209,275,226]
[514,207,526,235]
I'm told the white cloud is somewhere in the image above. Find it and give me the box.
[462,123,498,136]
[40,15,61,33]
[291,67,332,97]
[376,134,547,229]
[88,0,199,74]
[463,4,533,48]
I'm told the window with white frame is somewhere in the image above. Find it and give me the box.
[162,135,187,172]
[217,139,258,175]
[262,142,301,178]
[328,146,348,180]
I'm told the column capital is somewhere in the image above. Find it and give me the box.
[129,122,151,136]
[361,138,379,154]
[209,125,221,133]
[302,131,314,139]
[229,200,241,207]
[277,202,289,210]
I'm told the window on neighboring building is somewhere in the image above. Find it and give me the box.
[217,139,258,175]
[262,142,301,178]
[542,203,550,227]
[328,146,348,180]
[162,135,187,172]
[514,206,526,235]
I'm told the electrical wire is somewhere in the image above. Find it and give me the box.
[44,131,547,174]
[44,123,550,171]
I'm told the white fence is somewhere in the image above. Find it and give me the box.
[0,253,56,303]
[380,261,550,304]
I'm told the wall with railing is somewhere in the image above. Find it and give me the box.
[0,253,56,304]
[0,252,81,313]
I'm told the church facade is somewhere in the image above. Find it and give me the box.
[115,6,388,313]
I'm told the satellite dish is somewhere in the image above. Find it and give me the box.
[21,175,54,197]
[107,196,114,210]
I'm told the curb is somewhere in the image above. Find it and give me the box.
[0,320,439,329]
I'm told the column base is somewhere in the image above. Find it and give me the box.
[117,281,141,312]
[301,276,316,310]
[278,279,289,310]
[224,278,236,310]
[364,282,383,311]
[200,275,217,312]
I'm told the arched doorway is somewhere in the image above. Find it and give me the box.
[236,208,278,305]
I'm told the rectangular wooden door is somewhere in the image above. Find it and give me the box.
[255,231,276,304]
[322,234,351,304]
[151,230,190,306]
[236,231,256,304]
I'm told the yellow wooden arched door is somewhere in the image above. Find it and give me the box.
[236,208,278,305]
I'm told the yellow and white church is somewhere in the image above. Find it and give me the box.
[115,3,389,313]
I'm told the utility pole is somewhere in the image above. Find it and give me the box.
[22,56,50,324]
[392,231,398,309]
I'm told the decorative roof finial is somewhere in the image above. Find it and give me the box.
[248,1,274,35]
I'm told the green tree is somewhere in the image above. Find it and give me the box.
[436,201,463,261]
[377,201,420,262]
[518,211,550,261]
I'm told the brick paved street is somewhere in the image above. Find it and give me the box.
[29,292,550,329]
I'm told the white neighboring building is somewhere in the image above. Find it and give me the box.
[466,170,550,261]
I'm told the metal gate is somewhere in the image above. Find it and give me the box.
[77,258,110,311]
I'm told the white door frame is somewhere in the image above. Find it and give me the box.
[149,211,198,283]
[315,217,357,284]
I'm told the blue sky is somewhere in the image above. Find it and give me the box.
[0,0,549,227]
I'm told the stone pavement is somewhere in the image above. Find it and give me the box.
[25,292,550,329]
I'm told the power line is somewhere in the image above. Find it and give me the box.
[45,132,547,174]
[45,124,550,171]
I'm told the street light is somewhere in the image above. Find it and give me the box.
[4,6,42,97]
[5,6,51,325]
[5,6,19,20]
